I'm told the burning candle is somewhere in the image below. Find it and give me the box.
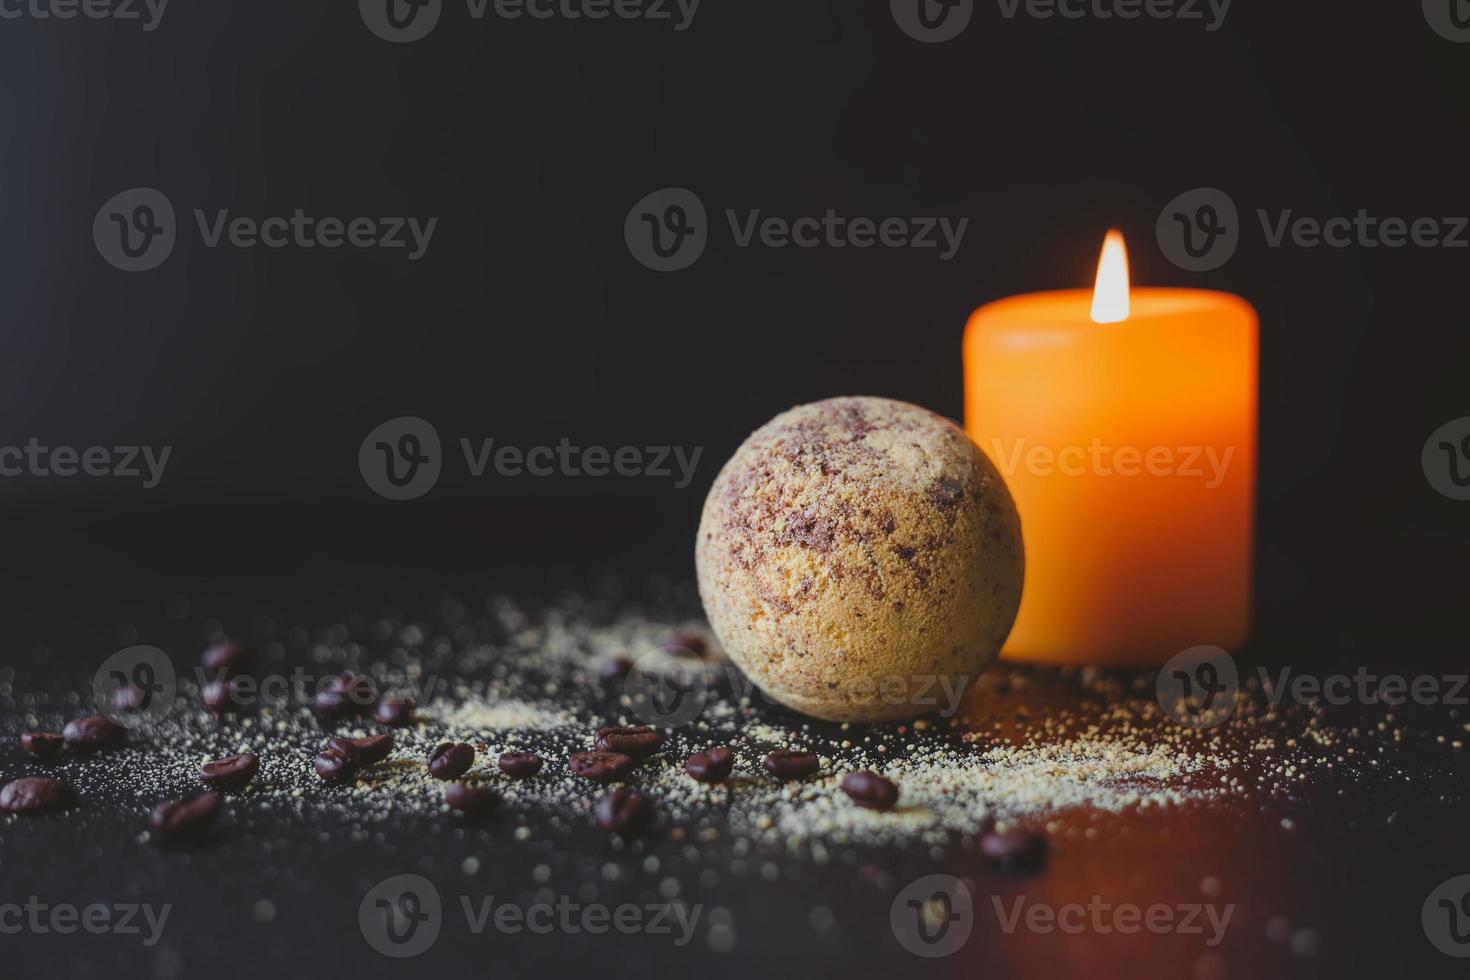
[963,232,1257,667]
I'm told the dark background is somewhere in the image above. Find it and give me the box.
[1,2,1466,662]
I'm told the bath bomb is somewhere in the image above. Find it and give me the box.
[696,397,1024,722]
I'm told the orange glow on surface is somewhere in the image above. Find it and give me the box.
[1089,230,1130,324]
[963,240,1258,667]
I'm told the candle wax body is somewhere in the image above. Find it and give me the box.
[964,288,1257,667]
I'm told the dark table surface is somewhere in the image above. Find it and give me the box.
[3,551,1469,980]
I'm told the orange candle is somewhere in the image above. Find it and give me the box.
[963,232,1257,667]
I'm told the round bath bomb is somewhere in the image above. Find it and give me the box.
[696,397,1024,722]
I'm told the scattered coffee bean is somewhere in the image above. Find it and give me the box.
[670,630,709,658]
[594,725,662,760]
[979,829,1048,873]
[841,771,899,811]
[313,740,360,783]
[763,750,819,780]
[20,732,64,760]
[113,685,149,712]
[444,781,498,816]
[313,674,377,720]
[685,746,734,784]
[0,776,76,813]
[427,742,475,780]
[374,697,415,727]
[201,641,250,677]
[62,715,126,754]
[568,751,634,783]
[497,752,544,778]
[599,656,634,682]
[200,753,260,791]
[149,792,222,842]
[352,734,395,767]
[595,788,654,838]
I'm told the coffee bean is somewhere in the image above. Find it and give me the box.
[314,674,377,720]
[684,746,734,784]
[594,725,662,760]
[20,732,64,760]
[497,752,543,778]
[427,742,475,780]
[670,630,709,658]
[314,740,360,783]
[444,782,498,817]
[201,641,250,677]
[979,829,1048,873]
[568,751,634,783]
[352,734,395,767]
[201,677,246,714]
[149,793,222,843]
[374,697,415,727]
[595,788,654,838]
[763,750,819,780]
[113,685,149,712]
[62,715,126,754]
[0,776,76,814]
[599,656,634,682]
[841,771,899,811]
[200,753,260,791]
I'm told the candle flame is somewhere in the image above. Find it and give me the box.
[1090,229,1130,324]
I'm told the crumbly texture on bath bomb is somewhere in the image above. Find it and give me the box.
[696,397,1024,722]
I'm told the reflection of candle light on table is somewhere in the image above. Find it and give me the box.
[964,232,1258,667]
